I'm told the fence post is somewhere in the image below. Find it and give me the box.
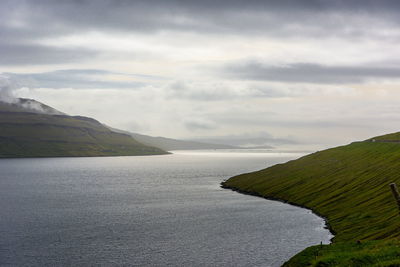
[389,183,400,213]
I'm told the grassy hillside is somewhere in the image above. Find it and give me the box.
[222,135,400,266]
[0,100,167,157]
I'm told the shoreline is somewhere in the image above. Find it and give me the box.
[0,152,171,159]
[220,182,336,244]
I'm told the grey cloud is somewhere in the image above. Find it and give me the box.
[5,69,151,89]
[3,1,400,39]
[245,86,313,98]
[211,112,378,130]
[166,81,238,101]
[184,120,217,131]
[166,80,327,101]
[2,1,400,65]
[222,62,400,84]
[0,44,98,66]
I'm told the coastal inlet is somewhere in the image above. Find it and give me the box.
[0,150,332,266]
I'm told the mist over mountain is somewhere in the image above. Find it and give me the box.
[189,133,300,149]
[0,98,65,115]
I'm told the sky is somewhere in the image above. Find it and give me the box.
[2,0,400,149]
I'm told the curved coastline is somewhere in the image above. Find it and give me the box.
[220,139,400,265]
[220,182,336,244]
[220,182,336,265]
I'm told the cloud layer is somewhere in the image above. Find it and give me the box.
[3,0,400,65]
[2,1,400,149]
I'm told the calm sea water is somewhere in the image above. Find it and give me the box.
[0,150,332,266]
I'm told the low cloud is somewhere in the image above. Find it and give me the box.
[184,120,217,131]
[191,132,298,147]
[166,79,357,102]
[0,75,20,103]
[166,81,239,101]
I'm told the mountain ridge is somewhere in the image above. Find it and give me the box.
[0,98,167,157]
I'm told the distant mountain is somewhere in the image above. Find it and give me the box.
[108,128,239,151]
[0,98,167,158]
[191,137,275,149]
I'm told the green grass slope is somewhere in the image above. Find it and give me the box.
[284,240,400,267]
[222,135,400,266]
[0,100,167,157]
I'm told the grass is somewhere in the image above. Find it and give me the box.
[284,240,400,267]
[222,135,400,266]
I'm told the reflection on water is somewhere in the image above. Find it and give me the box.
[0,151,332,266]
[171,149,308,157]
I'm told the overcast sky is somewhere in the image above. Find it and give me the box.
[2,0,400,149]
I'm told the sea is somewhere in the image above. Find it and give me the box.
[0,150,332,266]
